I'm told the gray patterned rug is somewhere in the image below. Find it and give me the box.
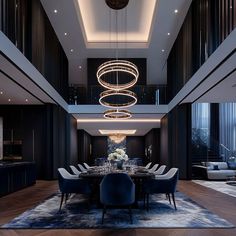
[2,192,234,229]
[193,180,236,198]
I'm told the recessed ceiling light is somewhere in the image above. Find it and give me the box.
[0,91,3,95]
[167,32,170,36]
[79,66,82,69]
[54,9,58,13]
[25,99,28,102]
[162,49,165,52]
[64,32,68,36]
[174,9,178,14]
[70,49,74,52]
[8,99,11,102]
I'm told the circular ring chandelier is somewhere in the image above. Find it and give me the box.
[96,60,139,91]
[104,109,132,119]
[99,90,137,109]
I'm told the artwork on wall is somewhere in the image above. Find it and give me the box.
[107,135,126,154]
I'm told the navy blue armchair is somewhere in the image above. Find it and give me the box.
[100,173,135,224]
[143,168,179,211]
[58,168,92,211]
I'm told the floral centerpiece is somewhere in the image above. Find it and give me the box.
[108,148,128,169]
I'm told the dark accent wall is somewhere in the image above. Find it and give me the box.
[160,116,169,166]
[0,105,78,180]
[168,0,236,102]
[67,115,78,166]
[160,104,192,179]
[144,129,161,165]
[0,0,68,101]
[79,135,145,164]
[78,130,92,165]
[91,136,107,161]
[126,136,145,159]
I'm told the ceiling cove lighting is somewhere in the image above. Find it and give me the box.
[77,119,161,123]
[96,0,139,119]
[99,129,136,135]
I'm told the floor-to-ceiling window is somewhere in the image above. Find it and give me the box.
[219,103,236,161]
[192,103,210,164]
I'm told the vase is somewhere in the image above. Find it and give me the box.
[116,160,124,170]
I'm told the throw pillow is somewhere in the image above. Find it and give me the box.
[213,165,219,170]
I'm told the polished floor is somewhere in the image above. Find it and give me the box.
[0,180,235,236]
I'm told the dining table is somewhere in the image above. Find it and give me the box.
[79,166,155,207]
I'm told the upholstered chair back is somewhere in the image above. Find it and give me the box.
[100,173,135,206]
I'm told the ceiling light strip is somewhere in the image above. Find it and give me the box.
[77,119,161,123]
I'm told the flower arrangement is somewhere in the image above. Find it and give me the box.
[108,148,128,162]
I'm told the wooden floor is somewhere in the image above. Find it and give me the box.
[0,180,236,236]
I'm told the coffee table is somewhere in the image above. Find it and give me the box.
[226,176,236,186]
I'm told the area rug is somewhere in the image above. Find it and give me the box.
[193,180,236,198]
[2,192,234,229]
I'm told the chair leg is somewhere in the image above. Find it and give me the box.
[102,205,106,224]
[167,193,171,205]
[59,193,64,212]
[171,193,177,210]
[129,205,133,224]
[143,193,146,208]
[65,193,69,203]
[146,193,149,211]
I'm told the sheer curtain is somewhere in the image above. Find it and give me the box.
[192,103,210,146]
[219,103,236,160]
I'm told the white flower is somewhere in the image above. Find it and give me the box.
[108,149,128,161]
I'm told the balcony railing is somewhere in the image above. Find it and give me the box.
[68,85,167,105]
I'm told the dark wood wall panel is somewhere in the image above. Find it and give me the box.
[0,0,68,101]
[91,136,107,161]
[160,104,192,180]
[144,129,161,165]
[0,105,78,180]
[77,130,92,165]
[126,136,145,159]
[168,0,236,102]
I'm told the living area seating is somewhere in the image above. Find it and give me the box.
[100,173,135,224]
[192,162,236,180]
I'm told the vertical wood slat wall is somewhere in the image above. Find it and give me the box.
[0,0,68,101]
[167,0,236,102]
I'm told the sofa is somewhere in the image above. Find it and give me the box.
[192,162,236,180]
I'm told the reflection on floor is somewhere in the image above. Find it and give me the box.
[193,180,236,198]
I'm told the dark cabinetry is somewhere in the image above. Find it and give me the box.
[0,162,36,197]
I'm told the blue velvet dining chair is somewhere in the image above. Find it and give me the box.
[145,162,152,169]
[83,162,91,169]
[58,168,92,211]
[148,163,159,173]
[143,168,179,211]
[69,165,81,176]
[78,164,87,172]
[100,173,135,224]
[153,165,166,175]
